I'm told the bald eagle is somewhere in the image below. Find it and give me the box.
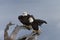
[18,12,47,34]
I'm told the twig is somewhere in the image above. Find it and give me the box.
[4,22,15,40]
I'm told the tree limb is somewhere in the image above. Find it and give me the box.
[4,22,40,40]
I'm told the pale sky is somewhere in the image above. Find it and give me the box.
[0,0,60,40]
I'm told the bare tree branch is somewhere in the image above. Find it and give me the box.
[10,25,23,40]
[4,22,15,40]
[10,25,33,40]
[18,32,39,40]
[4,22,40,40]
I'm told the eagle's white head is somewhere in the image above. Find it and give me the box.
[29,17,34,23]
[22,12,28,16]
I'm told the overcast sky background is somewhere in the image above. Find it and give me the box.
[0,0,60,40]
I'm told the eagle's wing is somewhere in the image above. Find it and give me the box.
[34,19,47,26]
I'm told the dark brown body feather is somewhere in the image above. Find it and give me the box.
[31,19,47,30]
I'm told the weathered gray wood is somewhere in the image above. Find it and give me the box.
[4,22,40,40]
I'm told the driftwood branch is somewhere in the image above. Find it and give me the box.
[4,22,15,40]
[4,22,40,40]
[18,32,39,40]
